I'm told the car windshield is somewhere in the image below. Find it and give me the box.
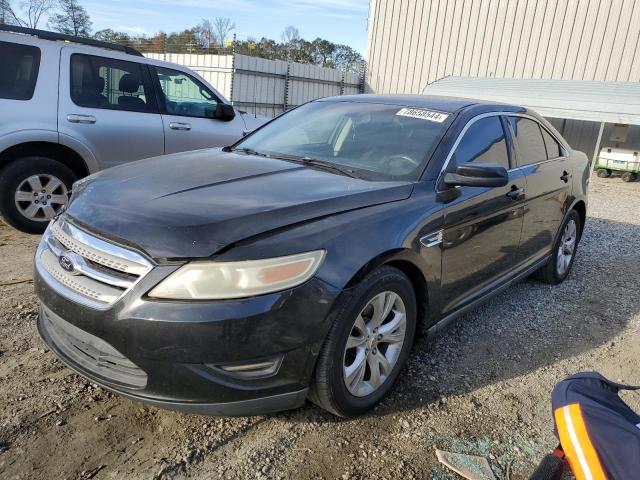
[234,101,453,181]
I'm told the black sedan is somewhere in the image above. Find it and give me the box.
[34,95,589,417]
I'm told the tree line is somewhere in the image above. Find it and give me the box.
[0,0,364,73]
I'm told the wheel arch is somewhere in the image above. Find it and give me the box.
[0,141,90,180]
[571,199,587,240]
[343,248,430,340]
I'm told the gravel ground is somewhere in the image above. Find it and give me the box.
[0,175,638,480]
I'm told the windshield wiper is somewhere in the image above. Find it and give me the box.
[269,153,359,179]
[231,147,269,157]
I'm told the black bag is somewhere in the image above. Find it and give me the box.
[551,372,640,480]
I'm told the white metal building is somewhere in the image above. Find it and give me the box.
[366,0,640,93]
[365,0,640,159]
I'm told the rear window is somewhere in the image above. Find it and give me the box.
[0,41,41,101]
[541,127,563,159]
[507,116,548,166]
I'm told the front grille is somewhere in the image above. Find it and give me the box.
[36,217,153,308]
[40,305,147,388]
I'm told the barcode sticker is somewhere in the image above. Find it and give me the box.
[396,108,449,123]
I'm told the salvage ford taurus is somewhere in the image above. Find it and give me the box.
[34,95,589,417]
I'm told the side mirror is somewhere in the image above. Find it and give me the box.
[444,163,509,188]
[210,103,236,121]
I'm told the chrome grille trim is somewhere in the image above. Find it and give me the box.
[51,219,150,275]
[36,217,154,309]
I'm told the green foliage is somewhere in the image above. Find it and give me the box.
[97,22,364,74]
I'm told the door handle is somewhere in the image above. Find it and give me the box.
[560,171,570,183]
[169,122,192,131]
[506,185,525,200]
[67,114,96,124]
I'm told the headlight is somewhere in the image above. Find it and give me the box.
[148,250,325,300]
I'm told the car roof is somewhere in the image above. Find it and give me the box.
[318,94,521,114]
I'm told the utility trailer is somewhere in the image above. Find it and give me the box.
[596,148,640,182]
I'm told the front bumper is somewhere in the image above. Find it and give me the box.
[35,264,339,416]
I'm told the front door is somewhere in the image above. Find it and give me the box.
[506,116,572,264]
[150,66,247,154]
[439,115,526,315]
[58,47,165,170]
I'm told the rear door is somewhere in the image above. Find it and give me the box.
[439,114,526,314]
[149,66,247,153]
[58,48,164,170]
[506,115,571,264]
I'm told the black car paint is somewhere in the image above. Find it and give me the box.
[36,96,589,415]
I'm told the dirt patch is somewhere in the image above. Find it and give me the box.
[1,175,639,480]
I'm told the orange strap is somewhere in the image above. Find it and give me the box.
[554,403,607,480]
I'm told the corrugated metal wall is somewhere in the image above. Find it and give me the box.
[366,0,640,94]
[146,53,361,117]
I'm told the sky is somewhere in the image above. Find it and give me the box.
[77,0,371,54]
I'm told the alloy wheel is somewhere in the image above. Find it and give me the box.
[556,219,577,276]
[14,174,69,222]
[343,291,407,397]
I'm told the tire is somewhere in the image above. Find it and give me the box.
[596,169,610,178]
[0,157,76,234]
[621,172,637,182]
[309,266,417,417]
[532,209,581,285]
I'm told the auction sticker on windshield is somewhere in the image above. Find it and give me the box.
[396,108,449,123]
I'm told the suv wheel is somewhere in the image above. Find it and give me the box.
[309,266,416,417]
[0,157,76,234]
[532,209,581,285]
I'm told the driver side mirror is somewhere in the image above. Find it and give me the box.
[207,103,236,121]
[444,163,509,188]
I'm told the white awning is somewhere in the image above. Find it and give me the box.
[422,76,640,126]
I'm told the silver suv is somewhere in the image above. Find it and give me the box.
[0,26,265,233]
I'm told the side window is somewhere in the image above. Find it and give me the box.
[154,67,218,118]
[541,127,563,159]
[452,116,510,170]
[508,117,547,166]
[0,41,41,101]
[70,54,154,113]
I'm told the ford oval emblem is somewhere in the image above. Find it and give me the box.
[59,255,75,273]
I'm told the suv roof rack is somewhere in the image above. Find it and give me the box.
[0,25,144,57]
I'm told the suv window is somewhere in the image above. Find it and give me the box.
[0,41,41,101]
[452,116,510,170]
[508,117,547,166]
[154,67,218,118]
[541,127,563,159]
[70,54,155,113]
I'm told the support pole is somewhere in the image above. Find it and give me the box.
[591,121,605,177]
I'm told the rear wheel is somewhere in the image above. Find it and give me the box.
[596,169,611,178]
[309,266,416,417]
[532,209,581,285]
[0,157,76,234]
[621,172,637,182]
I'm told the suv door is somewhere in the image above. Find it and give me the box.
[58,48,165,170]
[438,115,526,314]
[150,66,247,154]
[506,115,571,264]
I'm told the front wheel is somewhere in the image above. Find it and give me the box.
[532,209,581,285]
[309,266,417,417]
[0,157,76,234]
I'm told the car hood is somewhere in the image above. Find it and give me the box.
[65,149,414,259]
